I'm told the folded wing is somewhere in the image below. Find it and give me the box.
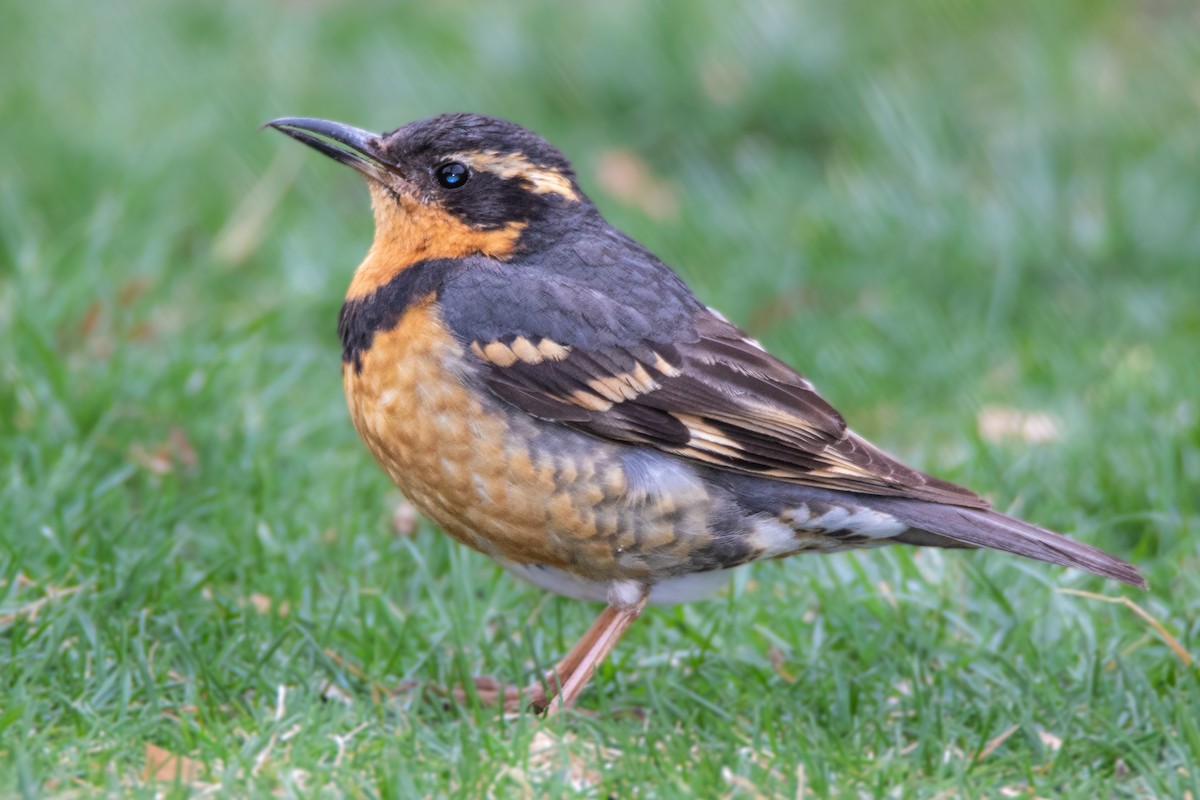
[468,307,987,508]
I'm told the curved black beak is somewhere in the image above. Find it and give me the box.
[264,117,389,181]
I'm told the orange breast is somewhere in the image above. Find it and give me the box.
[342,299,730,581]
[345,297,729,578]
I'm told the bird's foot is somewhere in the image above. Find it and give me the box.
[453,675,552,713]
[401,675,553,713]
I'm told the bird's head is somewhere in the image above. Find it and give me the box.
[267,114,591,295]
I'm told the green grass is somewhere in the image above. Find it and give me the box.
[2,0,1198,796]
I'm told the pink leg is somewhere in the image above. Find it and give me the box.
[457,589,649,713]
[531,605,622,708]
[543,590,649,715]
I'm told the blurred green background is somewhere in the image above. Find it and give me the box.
[2,0,1198,796]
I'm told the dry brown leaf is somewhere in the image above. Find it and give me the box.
[117,278,150,307]
[1037,729,1063,752]
[978,406,1061,444]
[722,766,768,799]
[976,724,1020,762]
[168,427,197,469]
[128,322,158,343]
[57,300,114,360]
[998,786,1051,799]
[78,301,103,338]
[0,584,84,626]
[128,426,198,475]
[248,593,273,615]
[595,149,678,220]
[128,443,173,475]
[391,500,418,536]
[142,743,203,782]
[768,647,797,684]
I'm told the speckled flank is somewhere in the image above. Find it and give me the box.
[781,501,907,540]
[343,302,923,588]
[344,302,743,582]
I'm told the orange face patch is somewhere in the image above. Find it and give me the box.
[345,184,527,300]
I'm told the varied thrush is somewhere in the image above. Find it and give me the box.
[266,113,1145,714]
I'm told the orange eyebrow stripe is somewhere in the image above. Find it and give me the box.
[452,150,580,202]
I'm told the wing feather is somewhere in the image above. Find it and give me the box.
[466,310,987,508]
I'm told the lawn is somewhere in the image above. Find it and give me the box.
[2,0,1198,796]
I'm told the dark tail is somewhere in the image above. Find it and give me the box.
[883,502,1146,589]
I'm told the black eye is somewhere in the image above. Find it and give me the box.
[436,162,469,189]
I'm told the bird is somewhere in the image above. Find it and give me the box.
[265,113,1146,714]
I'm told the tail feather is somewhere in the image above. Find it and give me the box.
[887,503,1146,589]
[705,473,1145,588]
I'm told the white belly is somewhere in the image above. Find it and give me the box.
[500,560,739,606]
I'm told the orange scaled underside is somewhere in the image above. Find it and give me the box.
[342,298,720,581]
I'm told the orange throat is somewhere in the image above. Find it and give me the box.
[345,183,526,301]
